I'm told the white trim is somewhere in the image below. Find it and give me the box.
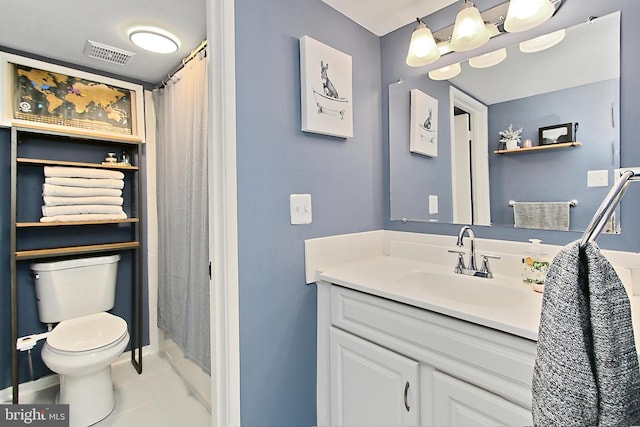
[449,87,490,226]
[143,89,160,353]
[207,0,241,425]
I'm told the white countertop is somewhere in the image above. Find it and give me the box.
[318,255,544,341]
[307,230,640,349]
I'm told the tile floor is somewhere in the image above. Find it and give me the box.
[13,353,211,427]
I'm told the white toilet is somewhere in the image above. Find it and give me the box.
[31,254,130,427]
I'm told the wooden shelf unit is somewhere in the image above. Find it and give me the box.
[494,141,582,154]
[9,125,144,404]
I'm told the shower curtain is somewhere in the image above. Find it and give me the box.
[153,50,210,374]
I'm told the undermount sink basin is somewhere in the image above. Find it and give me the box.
[394,271,527,308]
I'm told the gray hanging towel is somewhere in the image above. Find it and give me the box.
[513,201,570,231]
[532,241,640,425]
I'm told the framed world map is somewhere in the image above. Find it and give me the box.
[0,52,145,141]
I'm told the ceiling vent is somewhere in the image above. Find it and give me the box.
[85,40,135,65]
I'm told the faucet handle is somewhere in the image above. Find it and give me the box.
[448,249,466,273]
[478,254,500,279]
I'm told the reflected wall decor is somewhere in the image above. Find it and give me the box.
[299,35,353,138]
[410,89,438,157]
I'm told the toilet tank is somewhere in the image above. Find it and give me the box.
[30,254,121,323]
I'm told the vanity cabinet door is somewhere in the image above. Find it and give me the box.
[330,327,419,427]
[432,371,532,426]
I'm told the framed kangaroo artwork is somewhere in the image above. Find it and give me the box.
[409,89,438,157]
[299,35,353,138]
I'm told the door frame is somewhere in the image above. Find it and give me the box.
[208,0,241,425]
[449,87,491,226]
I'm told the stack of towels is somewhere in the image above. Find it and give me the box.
[41,166,127,222]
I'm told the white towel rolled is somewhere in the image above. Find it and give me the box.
[44,166,125,180]
[43,196,123,206]
[45,176,124,189]
[42,204,125,217]
[40,213,128,223]
[42,184,122,197]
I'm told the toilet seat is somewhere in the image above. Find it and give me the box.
[47,312,128,353]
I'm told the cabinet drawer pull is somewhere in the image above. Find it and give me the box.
[404,381,410,412]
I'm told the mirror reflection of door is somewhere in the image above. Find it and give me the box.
[453,111,472,224]
[450,87,491,226]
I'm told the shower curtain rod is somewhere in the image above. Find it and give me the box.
[158,39,208,89]
[580,169,640,247]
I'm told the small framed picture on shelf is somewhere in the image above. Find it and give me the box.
[539,122,573,145]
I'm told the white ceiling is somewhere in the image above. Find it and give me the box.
[0,0,207,85]
[322,0,458,36]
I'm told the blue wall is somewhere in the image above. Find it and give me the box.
[234,0,383,425]
[381,0,640,252]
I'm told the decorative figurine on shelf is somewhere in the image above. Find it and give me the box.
[499,124,523,150]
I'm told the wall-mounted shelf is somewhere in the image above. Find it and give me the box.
[17,219,139,228]
[17,157,139,171]
[494,141,582,154]
[15,241,140,260]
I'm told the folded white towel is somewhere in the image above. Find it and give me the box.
[43,196,124,206]
[42,184,122,197]
[44,166,125,180]
[42,204,125,217]
[45,176,124,189]
[40,212,128,223]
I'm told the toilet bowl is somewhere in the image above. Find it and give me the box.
[41,312,129,427]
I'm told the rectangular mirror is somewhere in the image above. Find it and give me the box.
[389,11,620,233]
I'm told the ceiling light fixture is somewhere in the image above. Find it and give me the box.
[406,18,441,67]
[519,29,566,53]
[129,27,180,54]
[469,48,507,68]
[428,63,462,80]
[449,0,491,52]
[504,0,555,33]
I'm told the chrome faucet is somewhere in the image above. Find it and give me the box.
[457,225,477,271]
[448,225,500,278]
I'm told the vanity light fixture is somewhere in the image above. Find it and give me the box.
[504,0,555,33]
[428,63,462,80]
[406,18,441,67]
[469,48,507,68]
[449,0,491,52]
[405,0,562,68]
[519,29,566,53]
[129,27,180,54]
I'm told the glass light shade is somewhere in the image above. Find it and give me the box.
[519,29,565,53]
[469,48,507,68]
[428,63,462,80]
[130,29,179,53]
[449,2,490,52]
[504,0,554,33]
[406,20,440,67]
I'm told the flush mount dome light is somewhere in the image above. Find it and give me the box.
[129,28,179,54]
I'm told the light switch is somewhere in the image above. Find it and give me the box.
[587,170,608,187]
[429,195,438,214]
[290,194,312,225]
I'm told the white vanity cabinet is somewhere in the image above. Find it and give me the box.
[317,281,537,427]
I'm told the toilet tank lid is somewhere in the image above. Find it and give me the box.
[30,254,120,272]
